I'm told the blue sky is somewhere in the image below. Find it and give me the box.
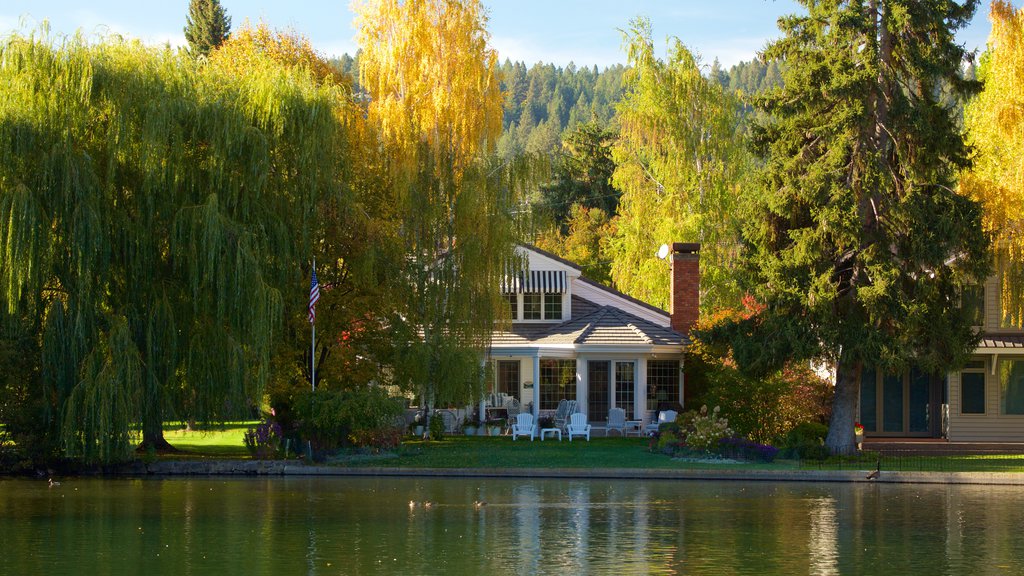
[0,1,1012,69]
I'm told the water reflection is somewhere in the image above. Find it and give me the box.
[1,477,1023,575]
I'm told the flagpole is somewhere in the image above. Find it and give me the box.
[311,258,316,392]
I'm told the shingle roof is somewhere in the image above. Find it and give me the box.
[492,296,685,348]
[979,334,1024,349]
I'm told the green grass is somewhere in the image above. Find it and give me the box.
[154,426,1024,473]
[161,422,253,459]
[801,452,1024,473]
[346,436,792,470]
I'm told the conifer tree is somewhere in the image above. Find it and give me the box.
[715,0,991,452]
[184,0,231,57]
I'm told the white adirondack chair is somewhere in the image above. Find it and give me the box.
[511,413,536,441]
[566,412,591,442]
[554,399,578,431]
[645,409,679,435]
[606,407,627,436]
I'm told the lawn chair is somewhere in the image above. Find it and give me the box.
[511,413,536,441]
[606,407,627,436]
[644,409,679,435]
[566,412,591,442]
[554,399,578,431]
[504,397,521,432]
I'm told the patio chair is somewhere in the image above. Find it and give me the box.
[511,413,536,441]
[566,412,591,442]
[606,407,627,436]
[504,397,521,432]
[554,399,578,431]
[644,410,679,435]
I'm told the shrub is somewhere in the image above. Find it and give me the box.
[428,412,445,440]
[292,387,404,452]
[656,431,680,455]
[780,421,830,459]
[717,437,779,463]
[685,406,733,451]
[687,304,832,444]
[243,420,283,459]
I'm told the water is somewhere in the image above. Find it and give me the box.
[1,476,1022,575]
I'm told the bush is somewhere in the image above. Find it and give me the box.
[428,412,445,440]
[780,421,830,459]
[687,305,833,444]
[717,437,779,463]
[243,420,283,459]
[685,406,733,451]
[292,387,404,452]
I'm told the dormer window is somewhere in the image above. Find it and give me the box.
[502,269,568,322]
[544,293,562,320]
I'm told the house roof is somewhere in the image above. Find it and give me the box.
[979,334,1024,349]
[492,296,686,348]
[519,243,672,321]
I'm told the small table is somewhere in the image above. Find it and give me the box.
[540,427,562,441]
[624,421,643,436]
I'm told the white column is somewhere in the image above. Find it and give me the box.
[532,355,541,419]
[479,358,488,424]
[635,357,647,425]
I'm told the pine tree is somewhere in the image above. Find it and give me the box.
[716,0,991,453]
[184,0,231,57]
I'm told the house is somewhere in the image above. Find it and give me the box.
[479,243,698,427]
[861,263,1024,441]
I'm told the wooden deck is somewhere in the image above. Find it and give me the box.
[863,437,1024,455]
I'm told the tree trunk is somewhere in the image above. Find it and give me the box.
[825,360,862,454]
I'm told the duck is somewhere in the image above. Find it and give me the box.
[48,478,61,488]
[865,469,880,480]
[473,500,486,509]
[423,501,434,509]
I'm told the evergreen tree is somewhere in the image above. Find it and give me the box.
[184,0,231,57]
[715,0,990,453]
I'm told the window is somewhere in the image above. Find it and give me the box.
[506,293,518,320]
[962,284,985,326]
[588,361,610,418]
[544,293,562,320]
[615,361,635,420]
[859,366,877,432]
[999,359,1024,415]
[647,360,679,410]
[539,359,576,410]
[523,293,541,320]
[961,363,986,414]
[496,360,520,399]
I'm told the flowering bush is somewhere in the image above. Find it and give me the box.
[717,437,779,462]
[686,405,733,451]
[244,420,283,459]
[854,422,865,433]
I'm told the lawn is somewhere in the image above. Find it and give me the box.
[157,426,1024,473]
[161,422,253,458]
[340,436,793,470]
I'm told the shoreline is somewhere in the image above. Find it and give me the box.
[102,460,1024,486]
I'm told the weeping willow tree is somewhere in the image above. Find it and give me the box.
[609,18,748,312]
[353,0,524,432]
[0,29,350,463]
[961,1,1024,328]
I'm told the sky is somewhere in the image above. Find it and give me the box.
[0,1,1014,69]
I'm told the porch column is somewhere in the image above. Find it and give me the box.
[479,358,488,425]
[635,357,647,424]
[532,355,541,419]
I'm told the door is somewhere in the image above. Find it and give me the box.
[615,361,635,421]
[588,361,610,419]
[859,366,935,437]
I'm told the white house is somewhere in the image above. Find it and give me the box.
[481,243,700,427]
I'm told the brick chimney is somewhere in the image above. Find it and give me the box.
[670,242,700,336]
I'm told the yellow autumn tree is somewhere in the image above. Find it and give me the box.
[962,0,1024,327]
[353,0,502,173]
[352,0,522,433]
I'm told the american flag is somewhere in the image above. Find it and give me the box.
[308,264,320,324]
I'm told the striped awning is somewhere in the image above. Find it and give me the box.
[501,270,567,294]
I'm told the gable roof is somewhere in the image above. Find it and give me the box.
[519,243,671,322]
[492,296,686,348]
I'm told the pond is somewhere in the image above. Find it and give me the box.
[1,476,1022,575]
